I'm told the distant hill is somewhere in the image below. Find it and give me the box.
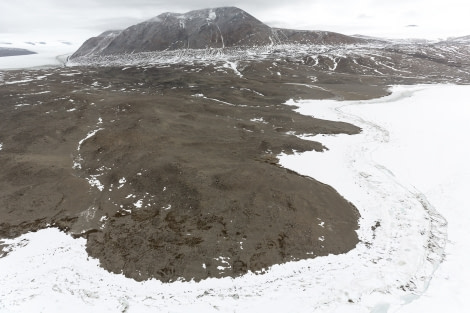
[443,35,470,44]
[0,47,37,57]
[72,7,368,58]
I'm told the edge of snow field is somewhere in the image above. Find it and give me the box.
[0,85,458,313]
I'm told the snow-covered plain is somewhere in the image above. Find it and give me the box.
[0,37,80,70]
[1,85,469,312]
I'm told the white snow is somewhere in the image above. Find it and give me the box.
[0,85,469,312]
[73,118,106,185]
[0,38,81,70]
[77,128,104,151]
[29,91,51,95]
[215,24,225,48]
[348,85,470,312]
[208,9,216,21]
[5,79,35,85]
[134,200,143,209]
[60,72,80,77]
[250,117,268,124]
[73,126,103,170]
[223,61,243,78]
[86,175,105,192]
[117,177,127,189]
[214,256,232,272]
[280,84,470,312]
[0,142,2,151]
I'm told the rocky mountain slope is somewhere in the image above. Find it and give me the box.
[71,7,367,58]
[69,7,470,86]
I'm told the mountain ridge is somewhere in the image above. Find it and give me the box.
[71,7,369,58]
[0,47,37,57]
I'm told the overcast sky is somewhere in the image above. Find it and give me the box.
[1,0,469,45]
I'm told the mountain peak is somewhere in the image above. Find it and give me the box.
[71,7,366,58]
[144,7,261,26]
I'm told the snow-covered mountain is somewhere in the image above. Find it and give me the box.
[69,7,470,87]
[71,7,368,58]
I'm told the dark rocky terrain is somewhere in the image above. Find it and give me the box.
[0,47,36,57]
[1,7,470,283]
[1,61,370,282]
[71,7,369,58]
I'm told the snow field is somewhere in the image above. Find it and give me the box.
[0,39,80,70]
[282,84,470,312]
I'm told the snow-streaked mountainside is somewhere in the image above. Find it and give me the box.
[68,7,470,84]
[71,7,369,58]
[70,31,121,58]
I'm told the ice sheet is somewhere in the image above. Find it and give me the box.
[0,39,80,70]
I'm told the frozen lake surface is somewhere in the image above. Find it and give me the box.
[1,84,469,312]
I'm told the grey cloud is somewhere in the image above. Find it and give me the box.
[1,0,467,41]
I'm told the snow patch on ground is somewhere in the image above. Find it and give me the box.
[77,127,104,152]
[250,117,268,124]
[223,61,243,78]
[5,79,35,85]
[72,118,106,193]
[73,126,104,171]
[86,175,105,192]
[117,177,126,189]
[134,200,143,209]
